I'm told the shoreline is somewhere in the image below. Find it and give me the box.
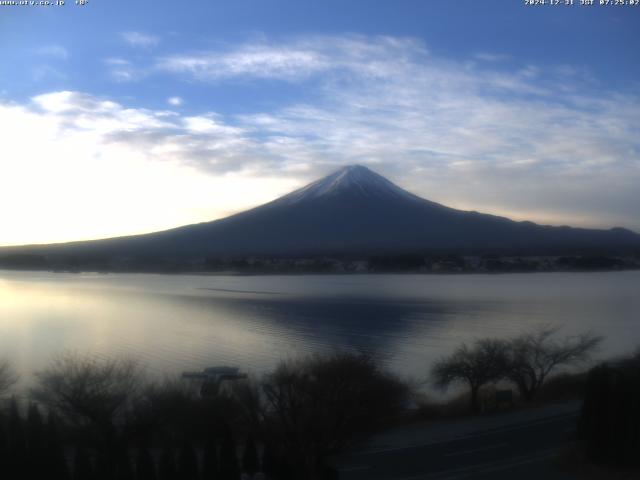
[0,265,639,276]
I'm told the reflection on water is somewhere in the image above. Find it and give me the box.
[0,270,639,385]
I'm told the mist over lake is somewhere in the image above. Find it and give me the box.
[1,270,638,386]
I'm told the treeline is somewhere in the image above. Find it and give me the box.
[0,327,634,478]
[1,252,639,274]
[431,327,602,412]
[0,398,275,480]
[0,400,69,479]
[0,352,409,480]
[580,351,640,467]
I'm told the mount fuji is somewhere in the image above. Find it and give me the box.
[2,165,639,264]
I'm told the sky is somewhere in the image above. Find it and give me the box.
[1,0,639,246]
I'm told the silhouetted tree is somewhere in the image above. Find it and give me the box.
[115,449,135,480]
[581,364,609,461]
[95,450,115,480]
[136,443,157,480]
[74,446,95,480]
[27,403,47,479]
[432,339,509,413]
[33,353,141,426]
[262,352,409,479]
[0,418,8,478]
[276,453,294,480]
[231,379,266,436]
[260,443,277,480]
[219,426,239,480]
[580,351,640,466]
[506,327,602,402]
[32,353,142,456]
[45,412,70,480]
[202,436,219,479]
[8,397,27,478]
[178,440,199,480]
[0,360,17,397]
[242,436,259,476]
[319,463,340,480]
[159,442,178,480]
[131,378,204,442]
[27,403,45,447]
[257,442,293,480]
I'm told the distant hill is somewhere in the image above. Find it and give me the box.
[1,165,639,270]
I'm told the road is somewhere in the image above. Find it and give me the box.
[338,412,580,480]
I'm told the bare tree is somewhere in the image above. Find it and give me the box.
[261,351,410,479]
[230,376,267,433]
[129,376,222,440]
[506,327,602,402]
[32,353,142,436]
[431,339,509,413]
[0,359,17,396]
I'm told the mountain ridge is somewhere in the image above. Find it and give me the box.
[1,165,639,264]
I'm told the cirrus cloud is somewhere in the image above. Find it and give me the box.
[35,45,69,60]
[3,34,639,247]
[120,31,160,48]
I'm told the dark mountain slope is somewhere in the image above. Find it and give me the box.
[2,165,639,261]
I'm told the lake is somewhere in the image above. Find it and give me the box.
[0,270,638,387]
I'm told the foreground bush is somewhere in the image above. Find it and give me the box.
[0,350,412,479]
[580,352,640,467]
[261,351,410,478]
[32,353,142,432]
[0,360,17,396]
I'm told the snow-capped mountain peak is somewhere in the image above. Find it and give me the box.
[276,164,419,205]
[4,163,639,260]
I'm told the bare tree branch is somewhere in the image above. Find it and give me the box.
[506,326,602,402]
[260,351,410,478]
[31,352,143,433]
[0,359,17,396]
[431,339,509,413]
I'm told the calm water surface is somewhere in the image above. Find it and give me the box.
[1,270,638,384]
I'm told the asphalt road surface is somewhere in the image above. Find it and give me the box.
[338,412,580,480]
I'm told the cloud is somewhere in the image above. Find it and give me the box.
[32,65,67,82]
[167,96,183,106]
[35,45,69,59]
[5,34,640,243]
[155,35,426,82]
[157,45,328,82]
[154,35,640,230]
[474,52,510,63]
[120,31,160,48]
[25,91,272,176]
[0,92,297,246]
[104,58,142,82]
